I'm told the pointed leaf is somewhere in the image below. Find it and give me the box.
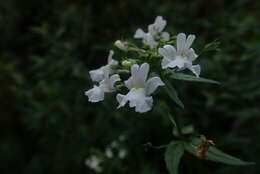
[165,142,184,174]
[173,125,195,136]
[164,81,184,108]
[184,138,254,166]
[170,72,220,85]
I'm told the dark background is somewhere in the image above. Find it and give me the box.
[1,0,260,173]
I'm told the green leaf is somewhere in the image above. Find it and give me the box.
[164,81,184,108]
[165,142,184,174]
[184,137,254,166]
[173,125,195,136]
[170,72,220,85]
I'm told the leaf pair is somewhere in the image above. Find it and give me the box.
[165,138,254,174]
[184,137,254,166]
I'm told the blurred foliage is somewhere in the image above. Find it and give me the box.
[0,0,260,173]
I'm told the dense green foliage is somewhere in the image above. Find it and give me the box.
[1,0,260,173]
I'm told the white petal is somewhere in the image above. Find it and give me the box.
[85,156,103,173]
[188,64,201,77]
[100,73,120,92]
[89,67,105,82]
[85,86,104,102]
[158,45,176,58]
[110,74,121,85]
[107,50,114,63]
[185,35,195,50]
[110,60,118,67]
[154,16,166,32]
[145,77,165,95]
[129,63,149,88]
[134,28,146,38]
[127,89,146,108]
[125,77,134,90]
[161,57,172,69]
[161,32,170,41]
[125,89,153,113]
[148,24,156,35]
[183,60,193,69]
[118,149,127,159]
[177,33,186,52]
[167,57,187,69]
[102,65,110,79]
[108,74,121,89]
[109,59,118,67]
[116,94,128,108]
[131,64,139,77]
[187,48,198,61]
[105,148,113,158]
[144,34,158,48]
[137,63,150,85]
[135,96,153,113]
[107,50,118,67]
[117,89,153,113]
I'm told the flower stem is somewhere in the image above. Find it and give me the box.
[168,113,183,137]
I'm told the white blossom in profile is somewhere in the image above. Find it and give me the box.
[85,67,121,102]
[89,50,118,82]
[105,147,113,158]
[134,16,170,48]
[119,135,126,142]
[85,155,103,173]
[158,33,201,77]
[111,141,119,148]
[116,63,164,113]
[118,149,127,159]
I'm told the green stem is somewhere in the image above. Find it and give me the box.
[168,113,183,137]
[143,142,169,149]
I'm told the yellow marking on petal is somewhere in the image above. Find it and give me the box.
[132,87,141,91]
[177,53,187,59]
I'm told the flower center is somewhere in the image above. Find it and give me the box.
[99,80,108,88]
[176,52,187,59]
[130,88,146,95]
[132,87,141,91]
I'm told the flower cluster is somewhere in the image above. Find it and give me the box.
[134,16,170,48]
[85,155,103,173]
[105,135,127,159]
[85,135,127,172]
[85,16,201,113]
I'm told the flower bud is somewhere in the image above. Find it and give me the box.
[114,40,129,51]
[121,60,132,67]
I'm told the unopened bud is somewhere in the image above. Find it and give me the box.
[114,40,129,51]
[122,60,132,67]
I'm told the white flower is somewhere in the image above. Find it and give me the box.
[135,31,158,48]
[85,67,121,102]
[134,16,170,48]
[158,33,201,77]
[105,147,113,158]
[111,141,119,148]
[89,50,118,82]
[114,40,129,51]
[118,135,126,142]
[118,149,127,159]
[85,155,103,173]
[116,63,164,113]
[148,16,170,41]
